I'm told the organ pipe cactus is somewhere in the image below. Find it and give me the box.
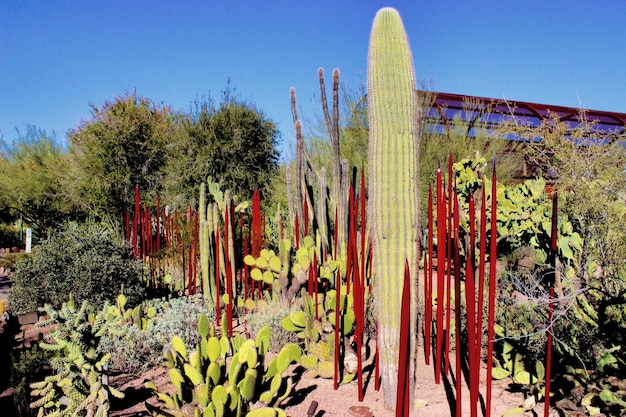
[367,7,421,410]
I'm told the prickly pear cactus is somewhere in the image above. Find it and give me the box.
[146,316,301,417]
[367,7,421,409]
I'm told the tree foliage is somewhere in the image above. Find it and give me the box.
[161,93,280,209]
[68,92,176,221]
[0,127,76,237]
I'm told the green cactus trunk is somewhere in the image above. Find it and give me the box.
[199,182,217,306]
[367,7,421,410]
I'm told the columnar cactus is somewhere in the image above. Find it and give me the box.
[367,7,421,410]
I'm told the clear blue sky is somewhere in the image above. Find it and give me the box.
[1,1,625,158]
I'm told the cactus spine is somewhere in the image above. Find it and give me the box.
[367,7,421,410]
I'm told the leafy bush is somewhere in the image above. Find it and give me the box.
[8,221,144,314]
[99,294,212,373]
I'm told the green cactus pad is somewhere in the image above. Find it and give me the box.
[259,390,274,405]
[156,392,178,410]
[169,368,185,396]
[184,363,204,386]
[204,405,216,417]
[300,354,319,369]
[196,383,210,407]
[243,254,256,266]
[289,310,307,328]
[237,340,258,367]
[255,326,271,355]
[280,316,303,332]
[250,268,263,281]
[211,384,227,405]
[116,293,127,309]
[219,335,230,357]
[262,270,274,284]
[269,373,283,394]
[206,362,221,386]
[246,408,287,417]
[342,373,356,384]
[255,257,268,269]
[165,349,176,369]
[207,336,221,362]
[226,385,240,411]
[317,360,335,379]
[244,298,256,310]
[282,343,302,362]
[275,349,291,374]
[144,380,158,392]
[308,341,331,361]
[228,356,242,386]
[198,314,210,338]
[189,350,200,369]
[171,336,187,359]
[268,256,281,272]
[264,358,278,380]
[238,368,258,401]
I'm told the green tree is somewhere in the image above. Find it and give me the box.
[0,126,76,237]
[500,111,626,405]
[162,93,280,209]
[68,92,176,221]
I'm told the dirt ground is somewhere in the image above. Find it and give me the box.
[106,347,528,417]
[1,315,532,417]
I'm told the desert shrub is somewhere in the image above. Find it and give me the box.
[99,294,212,373]
[244,305,300,353]
[8,221,144,314]
[98,323,164,374]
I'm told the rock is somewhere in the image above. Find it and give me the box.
[348,405,374,417]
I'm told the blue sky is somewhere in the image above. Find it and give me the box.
[1,1,625,158]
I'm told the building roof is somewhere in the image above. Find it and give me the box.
[426,91,626,140]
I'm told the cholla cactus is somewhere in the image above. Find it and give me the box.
[30,297,124,417]
[367,7,421,410]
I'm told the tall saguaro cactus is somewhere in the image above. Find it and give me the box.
[367,7,421,410]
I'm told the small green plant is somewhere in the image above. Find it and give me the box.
[146,314,301,417]
[29,296,124,417]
